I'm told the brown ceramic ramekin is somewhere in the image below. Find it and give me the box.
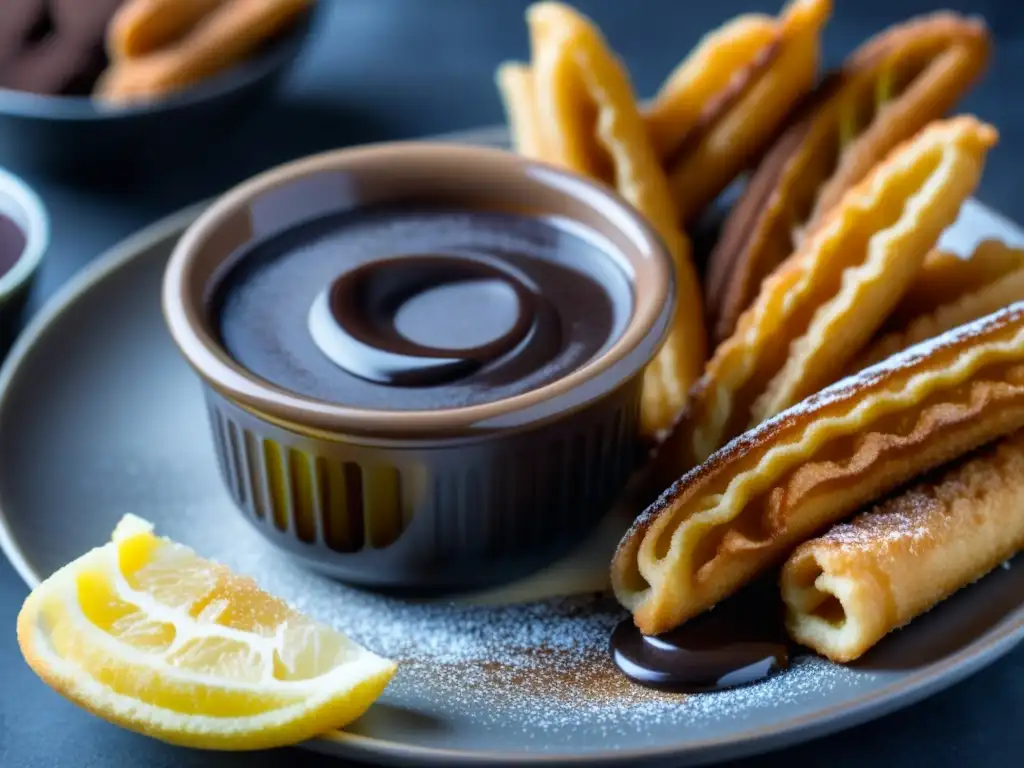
[163,142,675,591]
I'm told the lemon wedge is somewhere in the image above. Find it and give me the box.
[16,514,396,750]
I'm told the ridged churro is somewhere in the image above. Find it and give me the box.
[706,13,990,343]
[887,240,1024,330]
[612,302,1024,635]
[496,63,547,161]
[782,430,1024,662]
[498,2,707,437]
[646,0,830,222]
[660,116,995,474]
[850,242,1024,373]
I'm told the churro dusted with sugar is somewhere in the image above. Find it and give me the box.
[613,303,1024,635]
[782,430,1024,662]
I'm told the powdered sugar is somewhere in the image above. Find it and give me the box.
[818,489,938,549]
[145,499,864,742]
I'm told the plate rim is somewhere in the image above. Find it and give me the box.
[2,140,1023,767]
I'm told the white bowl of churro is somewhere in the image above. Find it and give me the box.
[0,0,315,176]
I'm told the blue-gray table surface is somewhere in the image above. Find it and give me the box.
[3,1,1023,766]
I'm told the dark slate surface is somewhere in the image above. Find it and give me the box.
[2,1,1023,766]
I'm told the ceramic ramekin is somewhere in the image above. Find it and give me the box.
[163,142,675,590]
[0,166,49,355]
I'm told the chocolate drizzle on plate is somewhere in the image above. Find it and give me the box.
[610,580,791,692]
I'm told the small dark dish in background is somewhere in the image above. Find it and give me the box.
[163,143,676,591]
[0,166,48,355]
[0,4,315,180]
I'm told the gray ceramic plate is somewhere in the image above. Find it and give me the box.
[3,130,1024,767]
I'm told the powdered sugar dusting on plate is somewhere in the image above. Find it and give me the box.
[151,499,865,741]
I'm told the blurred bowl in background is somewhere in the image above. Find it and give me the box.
[0,5,316,182]
[0,166,48,355]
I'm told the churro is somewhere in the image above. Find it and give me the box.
[96,0,310,104]
[499,2,707,437]
[782,430,1024,662]
[660,117,994,474]
[496,63,547,161]
[888,240,1024,329]
[106,0,224,59]
[649,0,830,222]
[706,13,990,343]
[612,302,1024,635]
[851,243,1024,373]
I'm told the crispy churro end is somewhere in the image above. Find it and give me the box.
[615,302,1024,635]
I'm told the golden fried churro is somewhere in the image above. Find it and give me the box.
[500,2,706,437]
[753,121,996,423]
[495,62,548,161]
[706,13,990,343]
[644,15,777,158]
[662,117,994,473]
[782,430,1024,662]
[107,0,224,59]
[612,303,1024,635]
[888,240,1024,329]
[649,0,830,222]
[851,245,1024,373]
[96,0,310,104]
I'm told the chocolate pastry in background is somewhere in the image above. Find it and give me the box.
[613,301,1024,636]
[497,2,707,439]
[662,117,995,472]
[706,13,990,345]
[848,241,1024,375]
[0,0,125,96]
[0,0,50,69]
[782,429,1024,662]
[646,0,831,223]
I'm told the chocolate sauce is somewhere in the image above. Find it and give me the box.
[0,213,26,280]
[610,581,790,692]
[214,206,632,410]
[310,255,555,387]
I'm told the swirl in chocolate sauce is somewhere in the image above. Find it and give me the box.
[610,581,790,692]
[308,254,557,387]
[213,206,632,410]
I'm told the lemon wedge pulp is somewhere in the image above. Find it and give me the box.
[16,514,396,750]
